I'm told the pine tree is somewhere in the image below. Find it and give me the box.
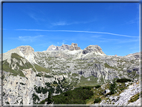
[109,80,116,94]
[47,91,52,104]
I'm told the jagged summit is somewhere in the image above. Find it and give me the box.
[46,43,81,51]
[82,45,105,55]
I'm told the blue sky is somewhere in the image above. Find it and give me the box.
[3,3,139,56]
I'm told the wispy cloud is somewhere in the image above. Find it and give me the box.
[117,39,139,43]
[92,36,139,43]
[97,38,119,43]
[16,29,138,38]
[29,13,38,22]
[28,12,45,23]
[52,21,69,26]
[18,35,43,42]
[51,20,95,26]
[126,18,139,25]
[91,35,102,38]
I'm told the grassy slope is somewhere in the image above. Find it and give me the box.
[3,60,25,77]
[77,76,100,87]
[34,64,50,73]
[2,53,35,77]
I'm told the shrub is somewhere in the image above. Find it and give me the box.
[20,82,26,85]
[5,102,10,104]
[95,85,101,88]
[94,97,101,103]
[53,81,58,84]
[116,78,132,83]
[3,92,5,96]
[55,85,62,94]
[44,74,53,78]
[40,86,94,104]
[36,73,43,77]
[45,82,51,87]
[41,87,48,94]
[32,93,40,104]
[82,86,94,90]
[34,86,42,93]
[47,91,53,104]
[1,75,5,80]
[128,92,142,103]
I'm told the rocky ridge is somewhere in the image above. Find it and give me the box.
[46,43,81,51]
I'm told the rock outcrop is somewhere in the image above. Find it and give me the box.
[46,45,59,51]
[69,43,81,51]
[100,81,141,106]
[46,43,81,51]
[82,45,105,55]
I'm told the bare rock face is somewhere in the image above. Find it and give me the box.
[58,44,70,50]
[69,43,81,51]
[18,46,34,55]
[46,43,81,51]
[46,45,59,51]
[82,45,105,55]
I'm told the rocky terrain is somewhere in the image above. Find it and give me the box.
[0,43,141,106]
[100,80,141,106]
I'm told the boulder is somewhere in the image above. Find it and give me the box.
[104,89,110,95]
[109,96,119,102]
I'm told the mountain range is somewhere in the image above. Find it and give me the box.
[0,43,141,106]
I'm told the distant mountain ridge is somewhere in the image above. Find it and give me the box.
[2,43,106,63]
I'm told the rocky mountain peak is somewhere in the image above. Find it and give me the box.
[69,43,81,51]
[18,46,34,55]
[46,43,81,51]
[71,43,78,47]
[82,45,105,55]
[3,46,35,63]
